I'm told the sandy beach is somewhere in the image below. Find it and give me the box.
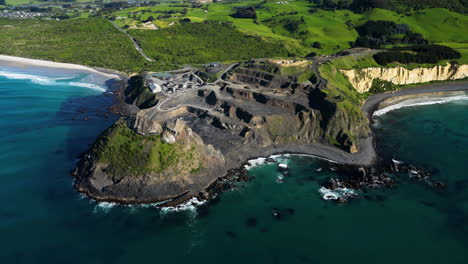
[362,81,468,120]
[0,54,123,80]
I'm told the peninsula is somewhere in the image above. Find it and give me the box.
[1,0,467,205]
[72,53,468,205]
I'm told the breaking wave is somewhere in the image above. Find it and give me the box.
[93,201,117,214]
[374,93,468,116]
[0,70,106,91]
[244,157,267,170]
[160,197,206,214]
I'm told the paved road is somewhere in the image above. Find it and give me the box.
[109,20,154,62]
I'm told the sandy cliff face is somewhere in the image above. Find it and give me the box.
[342,64,468,93]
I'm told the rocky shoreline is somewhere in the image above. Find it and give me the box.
[3,54,465,207]
[46,54,464,207]
[181,81,468,206]
[74,77,468,207]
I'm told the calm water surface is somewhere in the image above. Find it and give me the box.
[0,67,467,263]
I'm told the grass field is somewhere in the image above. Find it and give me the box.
[130,22,289,65]
[2,0,467,72]
[0,17,153,72]
[357,8,468,43]
[111,0,468,59]
[92,121,201,177]
[329,55,381,70]
[5,0,40,5]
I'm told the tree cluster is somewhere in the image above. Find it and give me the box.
[310,0,468,14]
[355,21,426,48]
[373,44,461,65]
[234,6,257,19]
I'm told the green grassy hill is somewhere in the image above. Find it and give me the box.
[0,17,152,72]
[2,0,467,71]
[130,21,289,65]
[113,1,468,59]
[359,8,468,43]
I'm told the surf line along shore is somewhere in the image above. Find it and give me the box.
[0,55,123,79]
[0,54,130,115]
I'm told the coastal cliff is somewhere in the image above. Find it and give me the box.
[74,60,372,204]
[74,117,226,203]
[341,63,468,93]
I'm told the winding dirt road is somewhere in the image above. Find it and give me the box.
[109,20,154,62]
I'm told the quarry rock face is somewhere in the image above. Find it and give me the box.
[342,64,468,93]
[74,60,372,205]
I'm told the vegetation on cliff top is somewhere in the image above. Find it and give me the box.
[374,44,461,65]
[319,61,363,112]
[91,121,201,179]
[125,75,158,109]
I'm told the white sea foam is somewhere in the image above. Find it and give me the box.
[244,152,339,171]
[319,187,358,201]
[0,70,106,91]
[244,157,267,170]
[93,201,117,214]
[0,71,58,85]
[276,173,285,183]
[69,82,106,91]
[271,155,290,166]
[374,94,468,116]
[160,197,206,214]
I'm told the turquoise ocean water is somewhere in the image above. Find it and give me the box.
[0,66,467,263]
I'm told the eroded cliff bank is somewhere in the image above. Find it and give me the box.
[342,63,468,93]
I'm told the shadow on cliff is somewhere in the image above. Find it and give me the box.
[308,87,337,130]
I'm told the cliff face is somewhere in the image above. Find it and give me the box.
[74,60,372,204]
[342,64,468,93]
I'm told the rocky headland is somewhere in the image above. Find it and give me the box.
[73,57,468,206]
